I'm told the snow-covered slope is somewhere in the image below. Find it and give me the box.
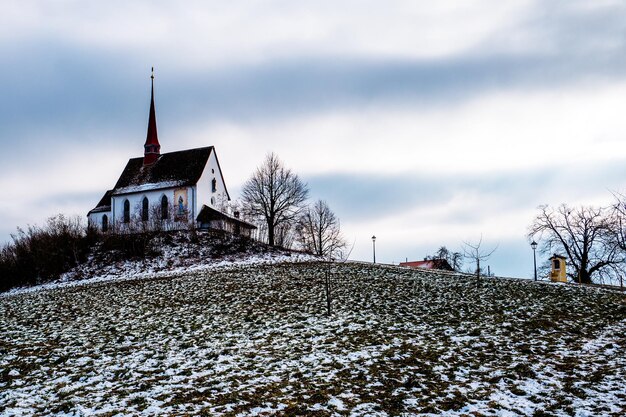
[1,262,625,416]
[3,230,318,297]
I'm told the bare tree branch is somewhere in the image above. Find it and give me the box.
[528,204,622,284]
[241,153,308,246]
[295,200,347,259]
[462,235,498,279]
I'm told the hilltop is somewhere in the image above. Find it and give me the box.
[1,230,315,295]
[1,262,625,416]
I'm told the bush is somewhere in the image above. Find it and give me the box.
[0,215,262,292]
[99,231,161,260]
[0,215,93,292]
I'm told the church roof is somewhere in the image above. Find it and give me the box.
[111,146,218,195]
[88,190,113,214]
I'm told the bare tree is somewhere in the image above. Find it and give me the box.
[426,246,463,271]
[607,192,626,287]
[528,204,621,284]
[462,236,498,279]
[241,153,309,246]
[296,200,347,259]
[274,223,296,249]
[322,233,355,317]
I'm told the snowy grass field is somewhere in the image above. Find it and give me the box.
[1,262,625,416]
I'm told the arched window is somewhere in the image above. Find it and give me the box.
[142,197,149,222]
[161,195,169,220]
[123,199,130,223]
[178,196,184,215]
[553,259,560,270]
[212,178,217,193]
[102,215,108,232]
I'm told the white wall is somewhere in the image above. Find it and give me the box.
[110,186,194,230]
[196,148,230,212]
[88,211,111,232]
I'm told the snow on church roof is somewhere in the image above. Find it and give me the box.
[111,147,215,196]
[113,180,186,195]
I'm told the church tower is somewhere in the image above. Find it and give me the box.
[144,67,161,165]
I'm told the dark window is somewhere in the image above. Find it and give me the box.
[212,178,217,193]
[553,259,560,270]
[178,196,184,215]
[142,197,149,221]
[102,215,108,232]
[123,200,130,223]
[161,195,169,220]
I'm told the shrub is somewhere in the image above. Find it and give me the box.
[99,231,161,260]
[0,215,93,291]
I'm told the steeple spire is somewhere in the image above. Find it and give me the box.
[144,67,161,165]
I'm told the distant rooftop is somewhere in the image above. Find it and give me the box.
[399,259,453,271]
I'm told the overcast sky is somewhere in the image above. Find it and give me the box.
[2,0,626,277]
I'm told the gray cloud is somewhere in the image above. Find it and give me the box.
[305,159,626,222]
[0,190,103,241]
[532,1,626,54]
[2,1,626,279]
[2,39,626,161]
[2,0,625,161]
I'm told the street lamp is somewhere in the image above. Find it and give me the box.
[372,235,376,264]
[531,240,538,281]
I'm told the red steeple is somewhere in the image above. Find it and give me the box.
[144,67,161,165]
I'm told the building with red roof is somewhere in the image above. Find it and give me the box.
[87,70,255,236]
[399,259,454,271]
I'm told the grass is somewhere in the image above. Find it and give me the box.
[0,261,625,416]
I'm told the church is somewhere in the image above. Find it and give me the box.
[87,72,256,237]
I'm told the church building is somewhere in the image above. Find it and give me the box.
[87,72,255,237]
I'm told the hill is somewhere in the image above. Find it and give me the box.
[1,262,625,416]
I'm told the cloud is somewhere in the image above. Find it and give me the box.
[0,1,537,63]
[2,0,626,150]
[306,158,626,222]
[308,159,626,276]
[3,47,626,147]
[2,0,626,280]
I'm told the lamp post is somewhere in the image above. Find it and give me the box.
[531,240,538,281]
[372,235,376,264]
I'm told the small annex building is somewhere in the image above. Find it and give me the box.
[549,254,567,283]
[87,72,256,237]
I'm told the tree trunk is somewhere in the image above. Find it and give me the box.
[267,218,275,246]
[578,269,593,285]
[325,261,331,316]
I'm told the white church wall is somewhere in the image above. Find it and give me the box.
[110,186,195,231]
[87,212,98,228]
[88,211,111,232]
[196,149,230,213]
